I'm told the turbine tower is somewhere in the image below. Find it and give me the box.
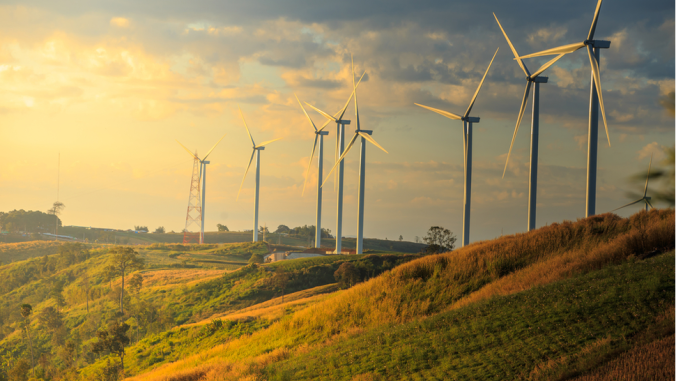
[494,13,567,232]
[304,72,365,254]
[236,106,281,242]
[177,135,226,244]
[323,57,388,254]
[611,155,654,212]
[414,48,499,247]
[295,93,331,249]
[517,0,611,218]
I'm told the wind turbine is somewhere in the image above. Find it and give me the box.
[414,48,499,247]
[295,93,331,249]
[611,155,654,212]
[494,13,567,232]
[303,71,365,254]
[236,106,282,242]
[516,0,611,218]
[323,57,388,254]
[177,134,226,244]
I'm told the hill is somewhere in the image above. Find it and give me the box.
[121,209,674,380]
[0,209,672,380]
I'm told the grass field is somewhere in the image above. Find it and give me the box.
[120,209,674,381]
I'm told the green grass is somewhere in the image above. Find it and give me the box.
[266,252,675,380]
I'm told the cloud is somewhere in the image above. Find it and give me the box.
[110,17,129,28]
[637,142,665,161]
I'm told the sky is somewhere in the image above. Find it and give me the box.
[0,0,673,244]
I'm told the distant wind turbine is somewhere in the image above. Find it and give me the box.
[177,135,226,243]
[304,71,365,254]
[494,13,567,232]
[414,48,499,247]
[236,106,282,242]
[517,0,611,218]
[611,155,654,212]
[323,56,388,254]
[295,93,331,249]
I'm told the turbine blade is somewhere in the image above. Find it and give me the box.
[295,94,319,131]
[202,134,226,161]
[587,0,603,41]
[352,54,360,130]
[255,138,282,148]
[587,46,610,147]
[237,150,256,200]
[531,54,566,78]
[462,122,467,175]
[493,13,529,77]
[464,47,499,118]
[238,105,256,147]
[304,102,336,122]
[318,118,332,132]
[334,124,339,190]
[503,81,532,178]
[337,71,366,121]
[302,135,319,196]
[323,133,358,188]
[610,198,644,212]
[176,140,198,160]
[644,154,653,197]
[646,199,654,209]
[358,131,388,154]
[414,103,462,120]
[518,42,585,59]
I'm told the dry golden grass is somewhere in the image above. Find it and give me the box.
[124,210,675,381]
[186,284,339,326]
[570,334,675,381]
[141,269,225,288]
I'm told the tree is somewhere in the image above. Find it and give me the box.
[127,273,143,295]
[109,247,145,314]
[399,235,403,241]
[133,226,148,232]
[20,304,34,378]
[216,224,229,232]
[48,201,65,239]
[79,272,92,313]
[8,358,30,381]
[422,226,456,254]
[271,267,291,303]
[275,225,290,234]
[102,265,117,290]
[38,306,63,333]
[153,226,165,234]
[334,262,360,289]
[248,253,265,264]
[50,280,66,311]
[91,322,130,375]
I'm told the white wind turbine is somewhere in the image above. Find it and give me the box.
[176,135,226,244]
[516,0,611,218]
[494,13,567,232]
[322,57,388,254]
[236,106,282,242]
[611,155,654,212]
[414,48,499,247]
[295,93,331,249]
[304,72,365,254]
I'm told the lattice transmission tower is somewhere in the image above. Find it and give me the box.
[183,154,202,244]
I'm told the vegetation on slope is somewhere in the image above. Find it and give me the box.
[125,209,674,381]
[0,238,420,381]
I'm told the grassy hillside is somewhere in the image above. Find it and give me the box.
[119,209,674,381]
[0,209,672,381]
[0,238,420,381]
